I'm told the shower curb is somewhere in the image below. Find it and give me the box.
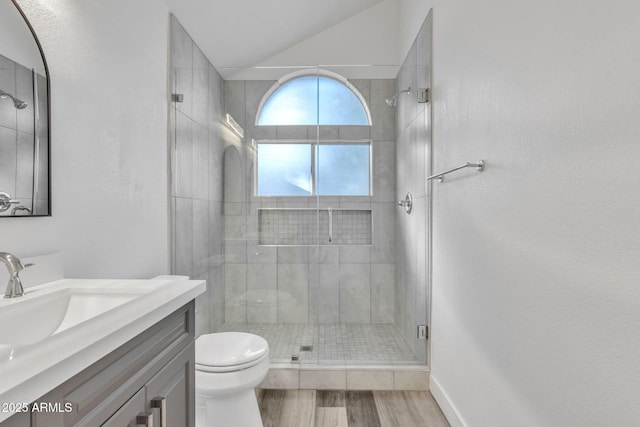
[258,364,430,391]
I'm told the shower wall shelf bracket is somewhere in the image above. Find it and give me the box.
[427,160,485,183]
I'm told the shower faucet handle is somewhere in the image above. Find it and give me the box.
[398,192,413,214]
[0,192,20,212]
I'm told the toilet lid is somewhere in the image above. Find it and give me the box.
[196,332,269,368]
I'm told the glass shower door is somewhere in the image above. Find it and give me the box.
[312,66,377,365]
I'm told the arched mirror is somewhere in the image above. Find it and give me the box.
[0,0,50,217]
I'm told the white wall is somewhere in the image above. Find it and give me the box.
[0,0,171,278]
[398,0,640,425]
[257,0,399,78]
[163,0,381,71]
[398,0,431,65]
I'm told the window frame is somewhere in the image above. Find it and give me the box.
[254,139,373,197]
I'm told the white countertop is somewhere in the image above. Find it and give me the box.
[0,277,205,422]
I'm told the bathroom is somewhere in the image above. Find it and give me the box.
[1,0,640,426]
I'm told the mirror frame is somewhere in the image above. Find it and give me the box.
[3,0,52,217]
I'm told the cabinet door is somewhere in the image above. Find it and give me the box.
[0,412,30,427]
[145,342,195,427]
[31,302,194,427]
[102,387,146,427]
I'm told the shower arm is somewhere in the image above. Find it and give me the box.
[386,87,411,106]
[0,89,27,109]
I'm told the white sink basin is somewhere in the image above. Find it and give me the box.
[0,287,149,346]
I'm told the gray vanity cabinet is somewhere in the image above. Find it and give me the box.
[144,343,194,427]
[101,388,146,427]
[0,414,29,427]
[29,301,196,427]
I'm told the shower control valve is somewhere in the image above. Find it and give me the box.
[397,192,413,214]
[0,192,19,213]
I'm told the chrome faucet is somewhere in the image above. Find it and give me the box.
[0,252,33,298]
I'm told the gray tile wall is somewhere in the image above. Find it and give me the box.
[394,12,432,363]
[169,16,226,336]
[223,76,396,325]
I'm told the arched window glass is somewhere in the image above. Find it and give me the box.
[255,71,372,197]
[257,75,370,126]
[318,77,369,125]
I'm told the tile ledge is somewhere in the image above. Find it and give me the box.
[269,363,429,372]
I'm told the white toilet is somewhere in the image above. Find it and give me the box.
[195,332,269,427]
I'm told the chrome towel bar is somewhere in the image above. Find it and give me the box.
[427,160,485,182]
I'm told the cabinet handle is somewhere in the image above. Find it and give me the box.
[151,397,167,427]
[136,412,153,427]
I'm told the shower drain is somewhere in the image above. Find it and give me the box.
[291,346,313,362]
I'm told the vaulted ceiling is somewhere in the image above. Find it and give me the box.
[162,0,401,79]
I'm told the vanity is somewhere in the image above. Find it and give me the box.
[0,277,205,427]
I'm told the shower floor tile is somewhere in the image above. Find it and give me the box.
[217,323,416,363]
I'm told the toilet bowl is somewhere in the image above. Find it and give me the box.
[195,332,269,427]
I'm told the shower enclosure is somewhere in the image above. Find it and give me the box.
[169,14,432,368]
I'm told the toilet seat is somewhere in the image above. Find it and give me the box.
[195,332,269,373]
[196,352,268,373]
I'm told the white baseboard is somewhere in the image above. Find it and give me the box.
[429,374,467,427]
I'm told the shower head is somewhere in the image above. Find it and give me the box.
[0,89,28,110]
[385,87,411,107]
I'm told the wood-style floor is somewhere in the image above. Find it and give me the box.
[257,389,450,427]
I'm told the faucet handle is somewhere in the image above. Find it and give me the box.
[0,252,29,298]
[24,263,35,269]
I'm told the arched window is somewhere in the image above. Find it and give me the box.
[257,72,371,126]
[255,71,372,196]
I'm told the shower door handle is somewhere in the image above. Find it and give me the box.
[327,208,333,243]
